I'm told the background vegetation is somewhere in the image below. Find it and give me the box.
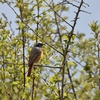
[0,0,100,100]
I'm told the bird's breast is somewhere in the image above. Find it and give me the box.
[34,49,43,63]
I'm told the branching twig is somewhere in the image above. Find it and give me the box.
[69,56,83,67]
[53,1,64,54]
[43,0,73,28]
[42,77,58,96]
[2,13,14,35]
[64,1,79,8]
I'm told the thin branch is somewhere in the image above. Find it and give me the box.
[32,1,67,19]
[32,68,35,100]
[53,1,64,53]
[36,0,40,43]
[19,0,26,88]
[2,13,14,35]
[65,0,89,8]
[69,56,83,67]
[64,1,79,8]
[57,82,61,99]
[0,61,61,69]
[42,77,58,96]
[35,64,62,69]
[80,9,91,14]
[6,91,12,99]
[83,1,89,7]
[67,65,77,100]
[43,0,73,28]
[72,0,83,32]
[61,54,67,100]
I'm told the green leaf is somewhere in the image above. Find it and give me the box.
[3,34,7,40]
[62,35,69,41]
[68,61,75,67]
[19,22,23,29]
[12,81,19,85]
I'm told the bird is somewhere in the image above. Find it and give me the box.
[27,43,44,77]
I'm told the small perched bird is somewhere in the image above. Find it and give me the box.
[27,43,44,77]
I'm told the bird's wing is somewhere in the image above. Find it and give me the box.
[28,47,41,67]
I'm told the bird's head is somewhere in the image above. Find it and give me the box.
[34,43,44,47]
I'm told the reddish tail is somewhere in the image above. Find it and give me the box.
[27,66,32,77]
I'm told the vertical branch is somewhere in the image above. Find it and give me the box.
[71,0,84,32]
[32,1,40,99]
[57,82,61,99]
[52,1,65,99]
[61,0,84,100]
[55,10,63,98]
[19,0,26,88]
[67,65,77,99]
[54,10,62,45]
[36,0,40,43]
[32,69,35,100]
[32,76,35,100]
[61,55,66,100]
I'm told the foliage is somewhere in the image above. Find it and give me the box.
[0,0,100,100]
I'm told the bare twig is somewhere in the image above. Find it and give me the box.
[80,9,91,14]
[53,0,64,53]
[42,77,58,96]
[43,0,73,28]
[2,13,14,35]
[36,0,40,43]
[83,1,89,7]
[64,1,79,8]
[69,56,83,67]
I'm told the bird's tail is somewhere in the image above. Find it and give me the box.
[27,66,32,77]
